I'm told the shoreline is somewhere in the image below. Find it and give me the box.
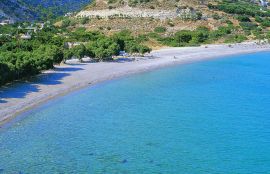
[1,42,270,127]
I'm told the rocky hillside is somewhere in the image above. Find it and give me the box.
[85,0,209,10]
[69,0,269,34]
[68,0,221,34]
[55,0,270,49]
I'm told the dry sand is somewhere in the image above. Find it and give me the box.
[1,42,270,125]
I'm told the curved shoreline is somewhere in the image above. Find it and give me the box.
[1,42,270,126]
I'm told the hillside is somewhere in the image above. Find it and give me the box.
[63,0,270,42]
[0,0,92,21]
[84,0,209,10]
[0,0,37,21]
[61,0,225,38]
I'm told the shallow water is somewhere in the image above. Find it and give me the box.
[0,52,270,174]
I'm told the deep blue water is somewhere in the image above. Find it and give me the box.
[0,52,270,174]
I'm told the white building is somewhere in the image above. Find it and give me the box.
[21,33,31,40]
[0,19,15,26]
[65,12,74,17]
[64,42,82,49]
[25,26,38,33]
[260,0,269,7]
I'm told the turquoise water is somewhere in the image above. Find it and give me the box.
[1,52,270,174]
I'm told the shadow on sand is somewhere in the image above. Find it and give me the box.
[0,66,84,104]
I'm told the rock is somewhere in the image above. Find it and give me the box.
[121,159,128,163]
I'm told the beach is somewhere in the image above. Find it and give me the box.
[1,42,270,125]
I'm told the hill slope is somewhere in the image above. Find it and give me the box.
[70,0,222,34]
[58,0,270,49]
[0,0,36,21]
[69,0,269,34]
[0,0,92,21]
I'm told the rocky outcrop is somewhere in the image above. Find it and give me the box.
[77,6,177,19]
[77,6,201,20]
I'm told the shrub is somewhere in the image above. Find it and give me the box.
[175,30,193,45]
[261,20,270,27]
[80,17,90,25]
[255,16,263,23]
[240,22,258,31]
[225,34,247,43]
[154,27,167,33]
[236,15,251,22]
[212,13,221,20]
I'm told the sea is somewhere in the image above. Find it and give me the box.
[0,52,270,174]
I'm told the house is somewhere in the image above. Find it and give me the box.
[65,12,73,17]
[25,26,38,33]
[260,0,268,7]
[21,33,31,40]
[0,22,7,26]
[40,23,45,30]
[64,42,82,49]
[0,19,15,26]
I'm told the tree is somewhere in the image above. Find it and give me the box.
[154,27,167,33]
[0,62,11,85]
[86,38,120,61]
[63,50,73,63]
[70,44,87,62]
[175,31,193,45]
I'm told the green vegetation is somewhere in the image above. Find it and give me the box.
[154,27,167,33]
[2,0,270,86]
[128,0,154,6]
[224,34,247,43]
[208,0,270,39]
[1,0,92,21]
[147,25,239,47]
[0,25,151,86]
[208,1,270,17]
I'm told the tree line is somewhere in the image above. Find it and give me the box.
[0,26,151,86]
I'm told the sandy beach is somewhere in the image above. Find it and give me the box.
[1,42,270,125]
